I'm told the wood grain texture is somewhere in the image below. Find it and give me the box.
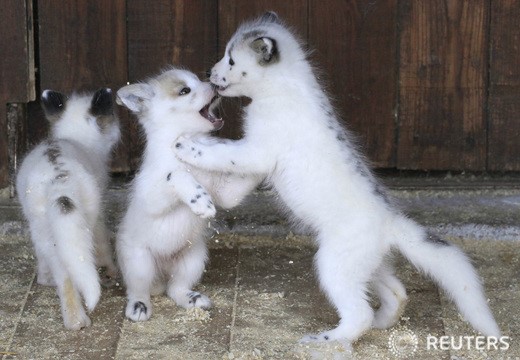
[0,0,35,187]
[488,0,520,171]
[38,0,127,91]
[309,0,398,167]
[127,0,218,81]
[398,1,489,170]
[126,0,218,169]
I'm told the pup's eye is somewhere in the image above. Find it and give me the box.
[229,58,235,66]
[179,87,191,96]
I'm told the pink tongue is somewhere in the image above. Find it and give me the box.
[200,104,220,122]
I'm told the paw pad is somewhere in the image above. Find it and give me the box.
[133,301,148,316]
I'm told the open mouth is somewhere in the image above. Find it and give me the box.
[210,81,229,93]
[199,96,224,130]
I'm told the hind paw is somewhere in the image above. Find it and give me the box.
[300,332,334,343]
[171,290,213,309]
[63,310,91,330]
[125,300,152,322]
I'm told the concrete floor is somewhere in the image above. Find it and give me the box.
[1,175,519,359]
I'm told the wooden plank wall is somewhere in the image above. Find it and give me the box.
[488,0,520,171]
[2,0,520,189]
[0,0,35,188]
[309,0,398,167]
[398,1,489,170]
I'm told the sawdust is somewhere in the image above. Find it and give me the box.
[173,307,211,323]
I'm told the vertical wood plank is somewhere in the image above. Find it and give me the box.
[488,0,520,171]
[309,0,398,168]
[0,0,34,188]
[127,0,218,81]
[38,0,129,172]
[217,0,308,139]
[126,0,218,167]
[397,1,489,170]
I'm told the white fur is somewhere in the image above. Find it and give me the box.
[173,13,501,342]
[16,89,120,330]
[116,68,260,322]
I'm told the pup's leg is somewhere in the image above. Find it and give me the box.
[301,226,383,343]
[93,219,118,280]
[36,255,55,287]
[167,171,216,218]
[213,174,263,209]
[119,245,155,321]
[166,239,212,309]
[47,255,91,330]
[371,261,407,329]
[29,221,55,286]
[173,137,272,175]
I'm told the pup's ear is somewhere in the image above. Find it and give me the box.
[41,90,67,122]
[250,37,279,64]
[116,83,154,113]
[90,88,114,116]
[260,11,280,24]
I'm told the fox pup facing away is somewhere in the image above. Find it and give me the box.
[173,12,501,343]
[116,68,260,322]
[16,88,120,330]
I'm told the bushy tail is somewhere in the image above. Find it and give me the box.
[47,195,101,311]
[389,215,500,337]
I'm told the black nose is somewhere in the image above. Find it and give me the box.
[205,69,212,79]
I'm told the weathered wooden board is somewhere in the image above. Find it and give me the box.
[488,0,520,171]
[309,0,398,167]
[0,0,35,187]
[397,1,488,170]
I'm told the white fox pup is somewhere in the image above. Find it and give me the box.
[16,88,120,330]
[116,68,259,322]
[173,12,501,343]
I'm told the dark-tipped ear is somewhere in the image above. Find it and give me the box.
[261,11,280,24]
[41,90,66,120]
[116,83,155,113]
[91,88,114,116]
[250,37,279,64]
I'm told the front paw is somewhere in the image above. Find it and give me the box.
[125,300,152,322]
[173,136,204,164]
[188,192,216,219]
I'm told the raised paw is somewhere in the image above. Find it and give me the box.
[173,137,203,163]
[125,300,152,322]
[188,192,216,218]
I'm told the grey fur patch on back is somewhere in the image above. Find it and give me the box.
[44,141,61,166]
[425,233,450,246]
[56,196,75,214]
[54,170,70,181]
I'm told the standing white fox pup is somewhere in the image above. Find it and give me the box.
[116,68,259,322]
[173,12,501,343]
[16,88,120,330]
